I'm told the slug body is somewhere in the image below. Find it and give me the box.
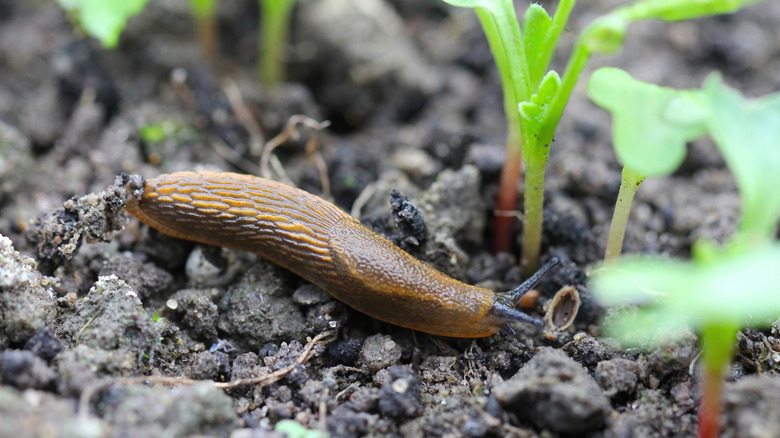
[126,171,523,337]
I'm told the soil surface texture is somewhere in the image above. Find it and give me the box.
[1,1,779,437]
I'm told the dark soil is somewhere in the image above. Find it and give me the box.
[1,0,779,437]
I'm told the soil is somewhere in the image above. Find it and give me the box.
[1,0,779,437]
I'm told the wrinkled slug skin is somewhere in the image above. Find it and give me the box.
[126,171,504,337]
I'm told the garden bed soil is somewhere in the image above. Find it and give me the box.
[1,0,780,437]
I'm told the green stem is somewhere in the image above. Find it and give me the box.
[604,167,646,263]
[520,36,591,274]
[259,0,296,87]
[520,159,546,275]
[698,323,738,438]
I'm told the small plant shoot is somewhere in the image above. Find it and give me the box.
[189,0,218,62]
[260,0,297,87]
[592,72,780,438]
[442,0,764,275]
[56,0,151,48]
[587,68,708,261]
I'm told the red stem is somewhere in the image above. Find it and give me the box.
[698,365,724,438]
[493,149,523,253]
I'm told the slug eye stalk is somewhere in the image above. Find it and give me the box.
[501,257,560,306]
[492,257,561,329]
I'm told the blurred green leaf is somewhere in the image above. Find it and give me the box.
[57,0,150,48]
[616,0,764,22]
[703,75,780,238]
[592,243,780,347]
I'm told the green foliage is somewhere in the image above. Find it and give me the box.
[442,0,763,273]
[138,121,184,144]
[587,68,708,177]
[591,67,780,437]
[189,0,217,19]
[593,244,780,346]
[57,0,150,48]
[614,0,763,22]
[274,420,329,438]
[702,75,780,239]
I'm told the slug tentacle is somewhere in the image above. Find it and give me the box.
[124,171,556,338]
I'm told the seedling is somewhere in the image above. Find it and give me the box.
[260,0,297,86]
[442,0,764,275]
[189,0,218,62]
[56,0,150,48]
[592,77,780,438]
[587,68,708,262]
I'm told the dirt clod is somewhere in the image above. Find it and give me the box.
[494,347,610,434]
[358,334,402,373]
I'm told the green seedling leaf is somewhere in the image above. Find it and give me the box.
[592,243,780,347]
[519,70,561,133]
[523,4,552,88]
[616,0,764,22]
[57,0,150,48]
[703,75,780,238]
[587,68,708,177]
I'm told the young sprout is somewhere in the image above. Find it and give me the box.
[592,76,780,438]
[56,0,151,48]
[587,68,707,262]
[259,0,297,87]
[442,0,763,275]
[188,0,218,63]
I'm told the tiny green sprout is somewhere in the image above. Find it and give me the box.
[138,121,182,144]
[587,68,708,262]
[274,419,329,438]
[589,68,780,261]
[592,242,780,438]
[152,310,159,323]
[260,0,297,87]
[442,0,764,275]
[56,0,151,48]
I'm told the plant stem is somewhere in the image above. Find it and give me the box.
[259,0,296,87]
[520,38,591,274]
[189,0,218,64]
[604,167,645,263]
[698,324,737,438]
[494,124,524,253]
[520,158,546,275]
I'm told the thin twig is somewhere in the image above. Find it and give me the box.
[221,79,266,157]
[78,331,336,419]
[259,115,331,197]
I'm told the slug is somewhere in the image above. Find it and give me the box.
[124,171,557,338]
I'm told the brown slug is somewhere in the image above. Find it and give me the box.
[124,171,557,338]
